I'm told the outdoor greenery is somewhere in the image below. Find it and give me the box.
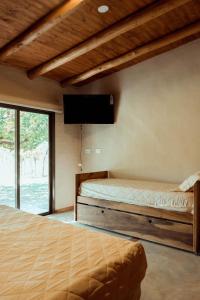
[0,108,15,150]
[0,108,48,151]
[20,111,48,151]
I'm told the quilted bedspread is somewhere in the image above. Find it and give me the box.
[0,205,147,300]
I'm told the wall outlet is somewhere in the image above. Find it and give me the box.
[95,148,103,154]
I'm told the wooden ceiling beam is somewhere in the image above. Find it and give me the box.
[0,0,84,60]
[61,21,200,86]
[27,0,191,79]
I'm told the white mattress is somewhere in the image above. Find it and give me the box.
[80,178,194,213]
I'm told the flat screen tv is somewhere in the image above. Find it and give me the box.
[63,94,114,124]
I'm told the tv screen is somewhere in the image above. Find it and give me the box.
[63,94,114,124]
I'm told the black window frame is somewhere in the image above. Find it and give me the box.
[0,102,55,215]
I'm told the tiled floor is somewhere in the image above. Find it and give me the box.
[49,211,200,300]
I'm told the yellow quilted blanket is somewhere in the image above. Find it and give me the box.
[0,205,147,300]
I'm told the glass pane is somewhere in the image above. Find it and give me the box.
[20,111,49,214]
[0,107,16,208]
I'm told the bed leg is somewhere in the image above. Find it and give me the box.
[193,181,200,255]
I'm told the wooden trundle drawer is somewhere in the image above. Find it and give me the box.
[77,203,193,251]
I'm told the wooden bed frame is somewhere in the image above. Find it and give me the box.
[75,171,200,255]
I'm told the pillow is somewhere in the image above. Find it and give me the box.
[179,171,200,192]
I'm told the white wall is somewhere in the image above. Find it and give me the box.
[78,39,200,183]
[0,65,81,209]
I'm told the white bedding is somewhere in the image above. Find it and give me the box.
[80,178,194,213]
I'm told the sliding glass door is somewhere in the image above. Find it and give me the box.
[0,104,54,214]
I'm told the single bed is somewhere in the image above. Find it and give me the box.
[80,178,194,213]
[75,171,200,255]
[0,205,147,300]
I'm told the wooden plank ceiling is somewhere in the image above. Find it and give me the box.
[0,0,199,87]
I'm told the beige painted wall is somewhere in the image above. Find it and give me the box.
[0,65,80,209]
[79,39,200,183]
[55,114,80,209]
[0,65,63,112]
